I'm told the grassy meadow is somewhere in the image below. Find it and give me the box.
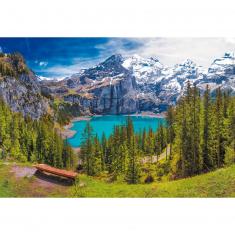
[1,161,235,198]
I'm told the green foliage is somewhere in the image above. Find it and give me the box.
[156,160,171,181]
[55,102,82,126]
[2,161,235,197]
[69,164,235,197]
[224,145,235,166]
[79,117,166,184]
[0,52,29,78]
[0,97,76,169]
[172,83,235,178]
[79,83,235,184]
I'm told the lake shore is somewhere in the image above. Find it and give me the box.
[61,112,166,138]
[127,111,166,118]
[61,112,166,152]
[61,116,92,139]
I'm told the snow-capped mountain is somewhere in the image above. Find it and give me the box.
[122,54,164,85]
[42,53,235,114]
[201,52,235,92]
[155,59,206,103]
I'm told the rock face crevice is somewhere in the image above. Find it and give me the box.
[0,75,49,119]
[63,75,139,115]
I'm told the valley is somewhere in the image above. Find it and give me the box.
[0,47,235,197]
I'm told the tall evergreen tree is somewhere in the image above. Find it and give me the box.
[80,122,94,175]
[125,136,140,184]
[166,105,175,160]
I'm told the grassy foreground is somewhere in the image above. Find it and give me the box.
[1,161,235,197]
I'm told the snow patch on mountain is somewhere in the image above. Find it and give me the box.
[122,54,164,84]
[204,53,235,92]
[44,52,235,114]
[38,76,66,81]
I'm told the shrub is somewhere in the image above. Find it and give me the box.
[224,145,235,166]
[144,174,154,183]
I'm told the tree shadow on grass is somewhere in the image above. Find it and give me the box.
[34,170,74,186]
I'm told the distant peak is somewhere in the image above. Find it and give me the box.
[180,59,196,67]
[131,54,143,59]
[105,54,123,62]
[149,56,160,62]
[223,52,235,58]
[211,52,235,66]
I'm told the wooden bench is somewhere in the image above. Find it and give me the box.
[34,164,78,180]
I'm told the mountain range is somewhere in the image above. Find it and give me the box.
[41,52,235,115]
[1,52,235,118]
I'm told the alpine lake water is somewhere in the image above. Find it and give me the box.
[67,115,166,148]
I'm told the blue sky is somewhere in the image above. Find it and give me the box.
[0,38,143,78]
[0,38,235,79]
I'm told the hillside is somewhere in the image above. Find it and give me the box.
[0,52,49,119]
[73,166,235,197]
[1,161,235,197]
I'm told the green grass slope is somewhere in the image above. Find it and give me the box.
[71,166,235,197]
[1,161,235,197]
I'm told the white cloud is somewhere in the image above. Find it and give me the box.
[133,38,235,67]
[95,39,132,57]
[37,38,235,78]
[43,64,78,76]
[224,37,235,44]
[39,61,48,67]
[97,38,235,68]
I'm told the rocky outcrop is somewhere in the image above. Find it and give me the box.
[64,75,138,114]
[0,76,48,119]
[0,53,49,119]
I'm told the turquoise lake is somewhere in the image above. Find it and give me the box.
[67,115,165,148]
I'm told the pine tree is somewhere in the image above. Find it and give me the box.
[92,135,102,175]
[80,122,94,175]
[215,87,224,167]
[126,116,134,148]
[166,105,175,160]
[101,133,107,171]
[202,85,213,170]
[125,136,140,184]
[191,85,202,174]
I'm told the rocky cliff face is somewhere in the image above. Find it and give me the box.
[63,73,138,114]
[0,53,49,119]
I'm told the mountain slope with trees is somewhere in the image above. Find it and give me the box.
[79,82,235,183]
[0,96,76,169]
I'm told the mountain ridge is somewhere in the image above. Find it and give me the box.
[41,52,235,115]
[1,51,235,118]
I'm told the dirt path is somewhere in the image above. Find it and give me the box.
[10,164,71,197]
[142,145,170,164]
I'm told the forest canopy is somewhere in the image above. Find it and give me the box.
[79,83,235,183]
